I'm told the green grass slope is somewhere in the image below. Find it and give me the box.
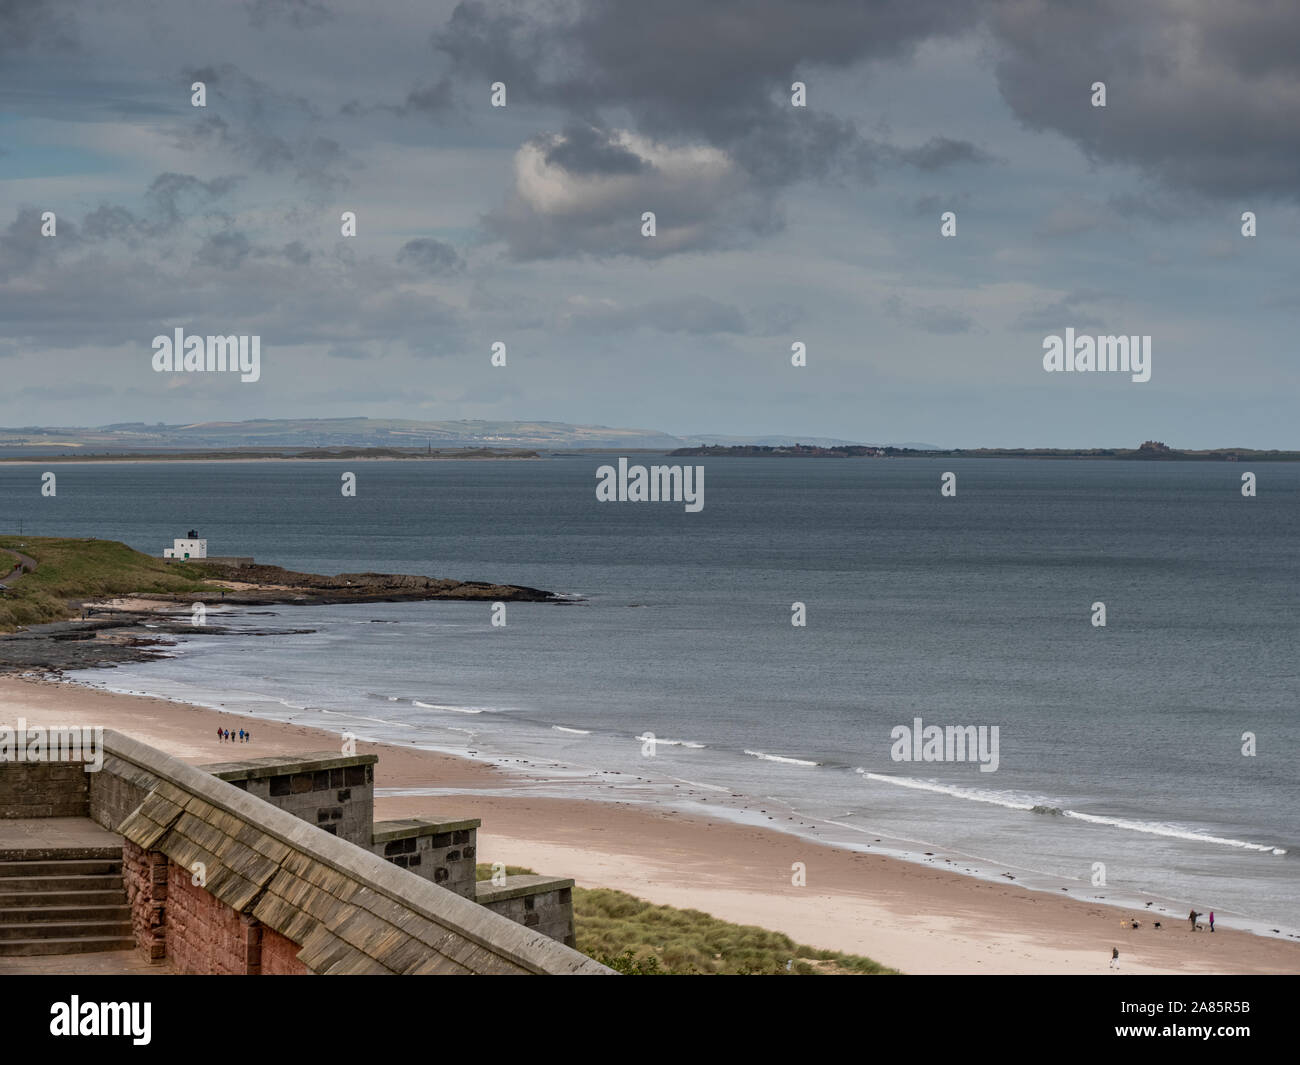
[0,536,214,631]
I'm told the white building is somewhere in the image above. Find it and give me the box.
[164,529,207,560]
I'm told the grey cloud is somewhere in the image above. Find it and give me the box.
[909,192,971,217]
[562,296,748,336]
[0,0,77,53]
[545,124,647,176]
[434,0,979,255]
[0,207,75,280]
[246,0,332,30]
[397,238,464,274]
[282,240,312,265]
[194,231,254,270]
[484,125,781,259]
[175,64,352,192]
[0,198,465,356]
[145,173,240,230]
[884,295,975,335]
[1013,289,1123,332]
[988,0,1300,201]
[897,137,994,172]
[559,295,804,337]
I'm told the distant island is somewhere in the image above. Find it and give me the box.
[669,441,1300,461]
[0,447,540,463]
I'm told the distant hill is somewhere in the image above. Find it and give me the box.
[0,418,687,451]
[0,419,913,453]
[681,434,867,448]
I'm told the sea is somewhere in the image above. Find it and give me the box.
[3,455,1296,936]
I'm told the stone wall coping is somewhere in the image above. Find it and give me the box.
[371,816,481,841]
[200,752,379,781]
[475,875,576,905]
[102,731,609,975]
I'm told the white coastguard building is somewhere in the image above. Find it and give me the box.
[163,529,207,560]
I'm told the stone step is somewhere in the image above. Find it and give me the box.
[0,846,122,862]
[0,859,122,878]
[0,889,127,908]
[0,920,133,941]
[0,903,131,924]
[0,874,125,892]
[0,936,136,958]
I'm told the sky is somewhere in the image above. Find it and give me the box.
[1,0,1297,448]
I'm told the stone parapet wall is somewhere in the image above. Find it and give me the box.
[0,760,89,818]
[205,753,376,846]
[101,732,608,974]
[476,876,577,948]
[371,817,480,899]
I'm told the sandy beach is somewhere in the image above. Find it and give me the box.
[2,673,1296,976]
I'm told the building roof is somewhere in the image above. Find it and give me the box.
[106,731,609,975]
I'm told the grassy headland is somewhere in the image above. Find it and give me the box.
[0,537,213,630]
[0,537,560,636]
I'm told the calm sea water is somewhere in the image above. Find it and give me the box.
[4,456,1297,934]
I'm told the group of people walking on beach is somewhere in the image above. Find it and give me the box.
[217,727,249,744]
[1110,907,1216,969]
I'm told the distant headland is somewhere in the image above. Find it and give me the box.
[668,441,1300,461]
[0,447,540,463]
[0,536,562,669]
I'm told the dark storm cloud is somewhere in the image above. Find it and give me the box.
[987,0,1300,201]
[433,0,978,175]
[435,0,975,143]
[544,124,647,176]
[433,0,984,257]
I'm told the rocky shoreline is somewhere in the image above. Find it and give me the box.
[186,561,560,606]
[0,562,569,673]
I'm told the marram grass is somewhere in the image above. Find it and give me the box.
[475,864,896,975]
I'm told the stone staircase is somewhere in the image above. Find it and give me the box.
[0,848,135,956]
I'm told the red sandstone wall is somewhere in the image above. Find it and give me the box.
[260,927,311,975]
[166,863,256,975]
[121,843,310,974]
[122,840,166,962]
